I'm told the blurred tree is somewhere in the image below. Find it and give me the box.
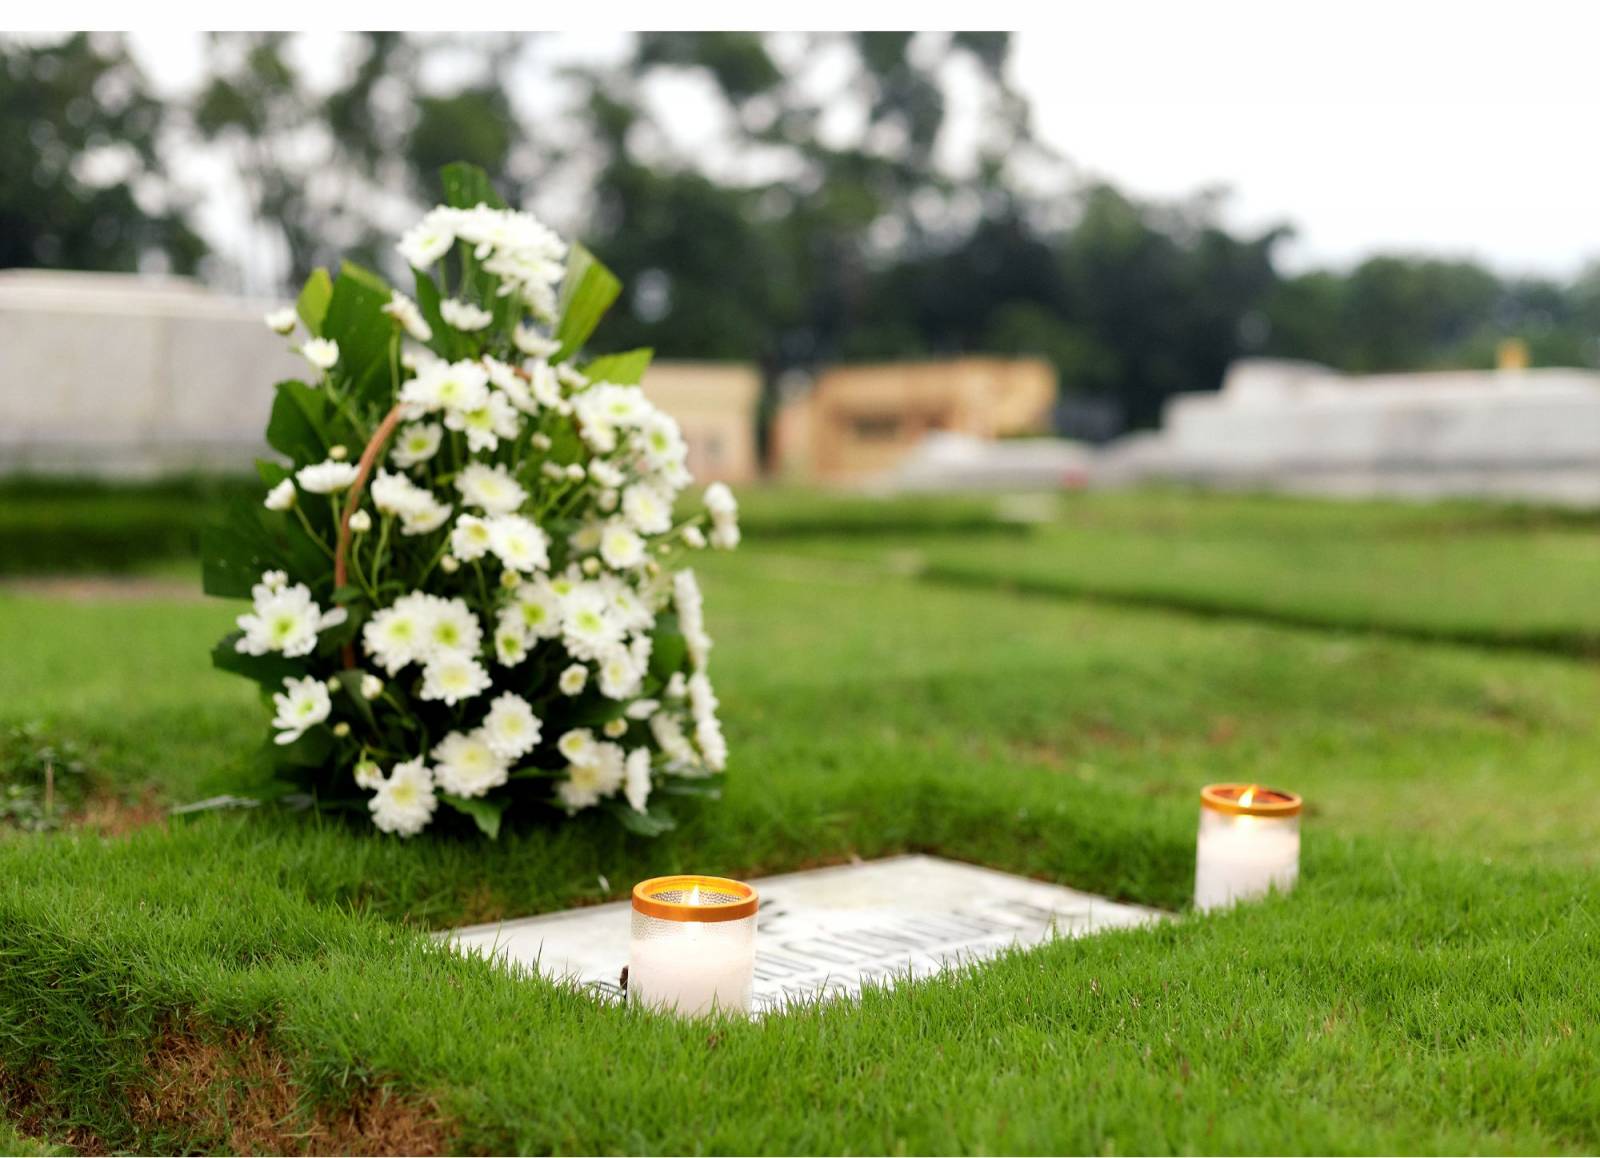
[0,33,203,273]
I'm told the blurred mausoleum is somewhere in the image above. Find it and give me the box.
[0,270,763,483]
[1099,354,1600,505]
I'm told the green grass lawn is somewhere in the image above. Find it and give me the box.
[3,490,1600,1153]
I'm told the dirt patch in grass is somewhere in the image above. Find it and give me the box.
[0,576,201,602]
[130,1026,451,1156]
[76,789,167,837]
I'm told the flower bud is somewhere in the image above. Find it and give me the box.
[581,557,600,576]
[329,444,349,461]
[348,510,372,534]
[440,555,461,574]
[326,677,342,693]
[530,432,553,451]
[332,721,351,738]
[598,489,618,512]
[682,525,707,550]
[360,674,383,700]
[500,568,522,589]
[603,718,628,738]
[565,462,586,481]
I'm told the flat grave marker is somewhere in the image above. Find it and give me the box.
[442,854,1164,1013]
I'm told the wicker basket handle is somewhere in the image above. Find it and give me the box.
[333,402,407,667]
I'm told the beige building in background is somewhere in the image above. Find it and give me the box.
[640,362,762,484]
[773,356,1057,483]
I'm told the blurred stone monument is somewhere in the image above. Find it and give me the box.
[1099,355,1600,505]
[0,270,298,477]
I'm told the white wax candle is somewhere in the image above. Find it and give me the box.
[629,875,759,1016]
[629,924,756,1016]
[1194,785,1301,912]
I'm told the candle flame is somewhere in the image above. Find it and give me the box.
[1238,784,1259,807]
[689,884,701,906]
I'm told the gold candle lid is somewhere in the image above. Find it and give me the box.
[632,875,759,923]
[1200,783,1302,818]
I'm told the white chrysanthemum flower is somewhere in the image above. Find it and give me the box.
[354,759,384,790]
[561,586,623,660]
[597,644,643,701]
[401,343,442,373]
[451,513,493,562]
[370,469,452,535]
[624,747,652,813]
[400,359,491,415]
[483,692,542,760]
[362,595,429,674]
[455,462,527,514]
[637,412,688,471]
[559,663,588,695]
[420,594,482,659]
[432,729,510,799]
[382,291,433,342]
[484,358,537,414]
[397,207,457,268]
[236,579,344,658]
[674,569,712,670]
[420,652,492,706]
[569,518,605,556]
[295,459,360,494]
[391,421,443,468]
[557,741,625,812]
[588,460,625,489]
[494,620,529,667]
[369,757,437,837]
[264,479,296,511]
[270,676,332,746]
[696,714,728,772]
[622,484,672,535]
[557,727,596,764]
[688,670,720,722]
[704,482,740,549]
[488,514,550,573]
[440,298,494,332]
[509,578,564,640]
[265,307,298,335]
[513,324,560,358]
[446,390,521,452]
[300,338,339,371]
[651,711,697,767]
[527,360,563,409]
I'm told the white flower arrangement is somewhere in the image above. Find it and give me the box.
[205,164,738,839]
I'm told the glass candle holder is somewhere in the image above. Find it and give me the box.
[629,875,759,1016]
[1194,783,1302,913]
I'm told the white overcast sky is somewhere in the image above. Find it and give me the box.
[114,10,1600,280]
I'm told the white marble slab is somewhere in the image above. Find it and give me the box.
[440,854,1164,1013]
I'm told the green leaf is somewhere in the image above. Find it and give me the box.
[554,244,621,362]
[658,777,723,800]
[265,381,330,463]
[323,262,397,404]
[296,268,334,336]
[201,497,328,599]
[255,459,292,488]
[582,348,654,386]
[331,669,377,731]
[273,727,333,769]
[440,162,506,210]
[440,793,506,839]
[607,800,677,837]
[648,612,688,682]
[210,632,301,688]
